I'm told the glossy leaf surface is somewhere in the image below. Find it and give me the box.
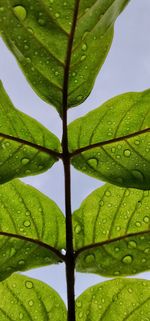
[0,274,67,320]
[69,90,150,189]
[76,278,150,321]
[0,0,129,114]
[73,183,150,276]
[0,179,65,281]
[0,82,60,184]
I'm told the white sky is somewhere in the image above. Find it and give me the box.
[0,0,150,304]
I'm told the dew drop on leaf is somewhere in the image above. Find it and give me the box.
[81,55,86,61]
[23,220,31,227]
[28,300,34,306]
[128,241,137,249]
[13,5,27,21]
[75,224,81,234]
[87,158,98,168]
[82,44,87,51]
[123,149,131,157]
[143,216,150,223]
[21,158,30,165]
[25,281,33,289]
[84,254,95,264]
[132,169,144,182]
[38,18,46,26]
[122,255,133,264]
[19,313,24,320]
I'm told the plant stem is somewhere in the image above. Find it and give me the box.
[62,106,75,321]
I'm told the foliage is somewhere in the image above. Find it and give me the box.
[0,0,149,320]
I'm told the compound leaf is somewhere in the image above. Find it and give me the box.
[76,278,150,321]
[0,0,130,114]
[73,183,150,277]
[0,82,61,184]
[0,274,67,320]
[0,179,65,281]
[69,90,150,190]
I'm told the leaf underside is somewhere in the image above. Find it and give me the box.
[0,0,130,114]
[76,278,150,321]
[69,90,150,189]
[0,179,65,281]
[0,274,67,321]
[73,183,150,276]
[0,82,60,184]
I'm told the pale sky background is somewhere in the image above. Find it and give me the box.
[0,0,150,304]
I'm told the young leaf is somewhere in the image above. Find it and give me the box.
[0,82,61,184]
[0,0,130,114]
[0,274,67,320]
[76,278,150,321]
[0,179,65,281]
[73,183,150,277]
[69,90,150,190]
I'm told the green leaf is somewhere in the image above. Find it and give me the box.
[69,90,150,189]
[76,278,150,321]
[0,179,65,281]
[0,274,67,320]
[0,82,61,184]
[73,183,150,277]
[0,0,130,114]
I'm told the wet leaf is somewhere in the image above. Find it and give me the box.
[0,0,129,114]
[73,183,150,276]
[76,278,150,321]
[69,90,150,189]
[0,274,67,320]
[0,179,65,281]
[0,82,60,184]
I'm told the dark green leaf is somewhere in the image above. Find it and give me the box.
[69,90,150,189]
[0,274,67,320]
[0,179,65,281]
[74,183,150,276]
[76,278,150,321]
[0,82,61,184]
[0,0,130,113]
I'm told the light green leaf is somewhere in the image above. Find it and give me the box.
[69,90,150,189]
[0,179,65,281]
[76,278,150,321]
[0,82,61,184]
[73,183,150,276]
[0,274,67,321]
[0,0,130,114]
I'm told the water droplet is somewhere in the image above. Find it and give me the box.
[122,255,133,264]
[87,158,98,168]
[0,7,4,12]
[80,55,86,61]
[13,5,27,21]
[10,248,16,256]
[55,13,60,18]
[61,249,66,255]
[144,248,150,254]
[21,158,30,165]
[19,313,24,320]
[38,18,46,26]
[132,170,144,182]
[143,216,149,223]
[25,169,31,175]
[23,220,31,227]
[124,149,131,157]
[134,140,140,145]
[105,190,111,197]
[85,254,95,264]
[77,95,83,102]
[135,221,141,227]
[75,225,81,234]
[25,281,33,289]
[82,44,87,51]
[76,301,82,308]
[28,300,34,306]
[18,260,25,265]
[128,241,137,249]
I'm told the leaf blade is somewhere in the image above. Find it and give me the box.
[0,82,61,183]
[0,0,130,113]
[0,179,65,281]
[0,274,67,321]
[69,90,150,189]
[76,278,150,321]
[73,183,150,276]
